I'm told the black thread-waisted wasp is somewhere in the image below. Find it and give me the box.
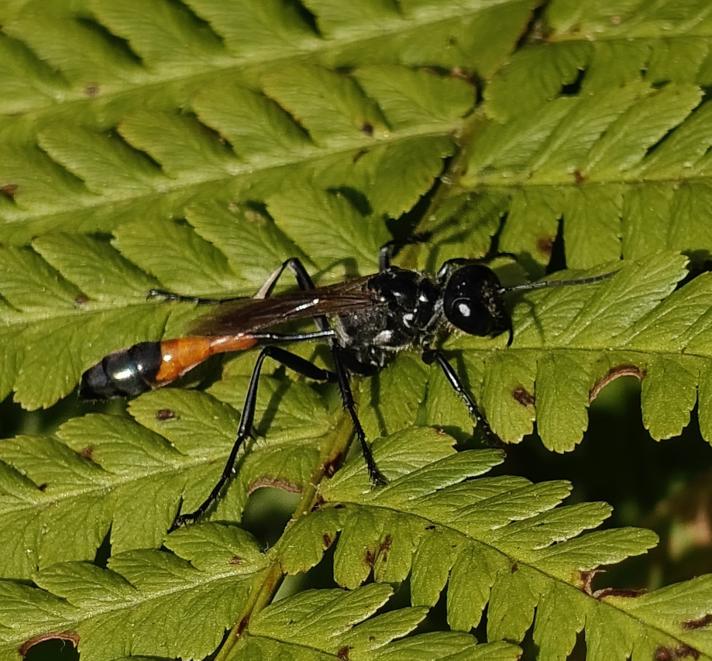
[80,240,615,527]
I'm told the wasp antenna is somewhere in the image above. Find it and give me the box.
[500,269,620,295]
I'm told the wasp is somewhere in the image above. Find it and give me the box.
[81,241,614,526]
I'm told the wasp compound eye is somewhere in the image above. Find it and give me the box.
[443,264,509,337]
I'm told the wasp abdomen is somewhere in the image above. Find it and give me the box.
[80,342,162,400]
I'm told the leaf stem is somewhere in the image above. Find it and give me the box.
[215,407,357,660]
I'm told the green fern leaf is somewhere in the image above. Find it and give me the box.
[3,428,709,660]
[0,523,266,661]
[275,430,710,660]
[1,1,711,659]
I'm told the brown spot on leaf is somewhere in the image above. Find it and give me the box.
[80,446,94,461]
[682,613,712,630]
[236,616,250,634]
[84,82,100,97]
[19,631,79,656]
[658,645,702,660]
[511,562,519,573]
[248,477,301,495]
[589,365,644,402]
[322,533,333,548]
[0,183,17,201]
[155,408,176,421]
[537,236,555,256]
[449,66,471,81]
[228,555,243,565]
[365,549,375,567]
[337,646,351,660]
[595,587,646,599]
[512,386,535,406]
[378,534,392,561]
[655,647,673,661]
[379,534,392,552]
[578,569,599,594]
[74,294,89,306]
[361,122,373,136]
[675,645,700,660]
[573,169,586,184]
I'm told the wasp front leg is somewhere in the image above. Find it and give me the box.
[422,349,500,445]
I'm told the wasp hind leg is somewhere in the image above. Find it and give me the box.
[172,346,337,528]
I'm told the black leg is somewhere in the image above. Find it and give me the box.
[147,288,229,305]
[332,348,388,486]
[422,349,499,444]
[256,259,387,486]
[173,346,337,528]
[148,258,317,306]
[255,258,316,299]
[379,232,431,271]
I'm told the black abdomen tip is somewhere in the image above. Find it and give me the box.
[80,342,162,400]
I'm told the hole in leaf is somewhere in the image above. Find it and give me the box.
[241,485,300,548]
[560,67,586,96]
[21,633,79,660]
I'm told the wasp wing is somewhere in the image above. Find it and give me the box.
[190,276,379,336]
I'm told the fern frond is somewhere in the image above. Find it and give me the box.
[0,523,267,661]
[0,0,533,244]
[4,428,710,660]
[450,0,712,269]
[276,430,710,660]
[1,2,711,659]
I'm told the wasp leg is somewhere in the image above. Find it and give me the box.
[332,348,388,486]
[254,257,316,298]
[146,288,227,305]
[378,232,431,271]
[148,257,317,305]
[422,349,500,444]
[254,258,388,487]
[172,345,337,528]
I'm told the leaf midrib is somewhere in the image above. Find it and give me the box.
[3,0,520,120]
[5,562,265,648]
[1,124,457,231]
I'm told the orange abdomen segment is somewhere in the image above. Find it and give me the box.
[155,335,258,384]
